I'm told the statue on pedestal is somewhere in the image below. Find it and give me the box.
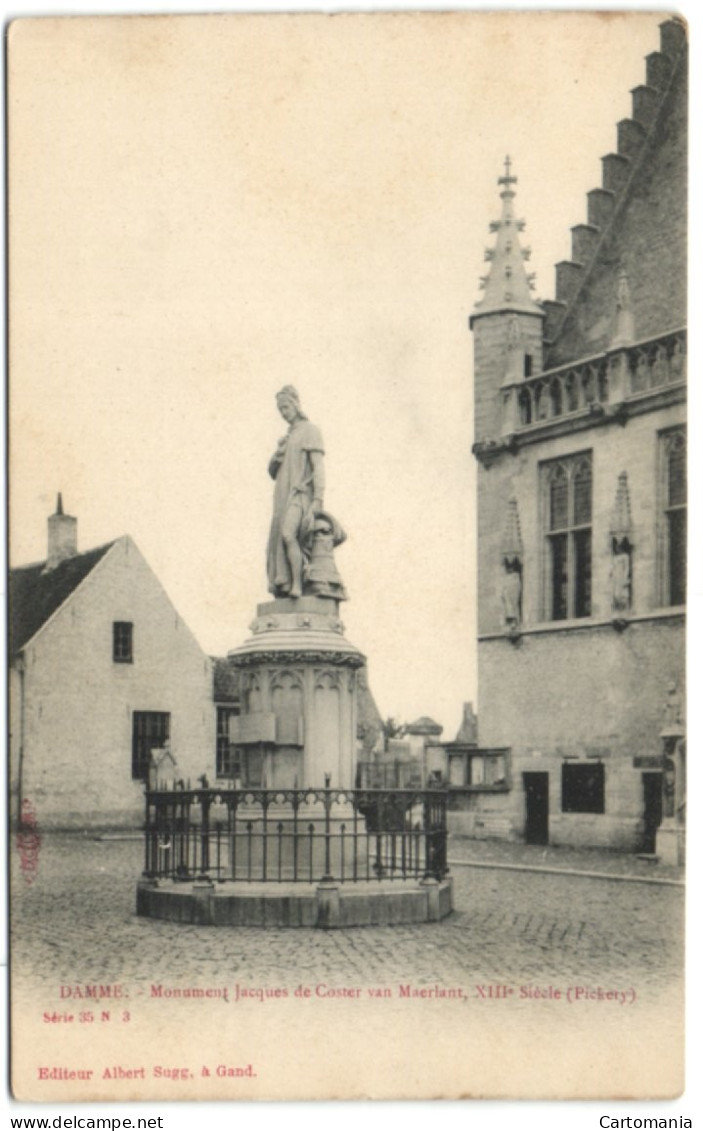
[266,386,346,600]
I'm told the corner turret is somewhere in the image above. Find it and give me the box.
[470,160,544,445]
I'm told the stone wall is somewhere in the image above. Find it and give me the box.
[475,616,683,850]
[476,400,685,636]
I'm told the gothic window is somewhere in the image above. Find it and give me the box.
[660,428,686,606]
[113,621,133,663]
[542,453,592,621]
[518,388,532,426]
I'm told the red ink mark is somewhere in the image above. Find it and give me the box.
[16,798,42,883]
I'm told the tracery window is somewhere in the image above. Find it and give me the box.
[542,453,592,621]
[660,428,686,607]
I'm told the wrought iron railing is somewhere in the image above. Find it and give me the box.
[142,782,448,885]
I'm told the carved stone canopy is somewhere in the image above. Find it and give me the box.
[501,497,524,564]
[610,471,633,546]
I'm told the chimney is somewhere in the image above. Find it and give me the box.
[45,493,78,570]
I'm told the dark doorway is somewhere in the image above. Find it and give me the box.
[641,772,663,854]
[523,772,549,845]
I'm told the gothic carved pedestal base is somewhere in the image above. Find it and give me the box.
[228,596,366,789]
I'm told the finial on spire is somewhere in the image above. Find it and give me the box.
[470,162,543,323]
[498,154,517,188]
[56,492,64,516]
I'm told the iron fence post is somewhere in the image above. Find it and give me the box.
[322,773,333,881]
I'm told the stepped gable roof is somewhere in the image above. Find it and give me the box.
[213,658,241,704]
[9,541,116,658]
[471,156,543,324]
[543,18,687,369]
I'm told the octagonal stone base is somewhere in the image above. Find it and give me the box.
[136,875,453,928]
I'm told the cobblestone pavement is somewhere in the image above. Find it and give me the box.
[11,834,684,1002]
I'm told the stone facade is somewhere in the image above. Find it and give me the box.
[466,20,687,853]
[10,519,215,829]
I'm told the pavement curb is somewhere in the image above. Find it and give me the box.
[447,857,685,887]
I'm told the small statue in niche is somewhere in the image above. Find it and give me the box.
[663,681,683,728]
[611,537,632,612]
[501,556,522,627]
[662,751,676,819]
[301,510,348,601]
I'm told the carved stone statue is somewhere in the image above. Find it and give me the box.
[501,558,522,626]
[663,681,682,728]
[302,511,348,601]
[267,386,326,598]
[611,539,631,612]
[663,752,676,819]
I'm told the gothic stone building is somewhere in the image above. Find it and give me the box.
[464,19,686,854]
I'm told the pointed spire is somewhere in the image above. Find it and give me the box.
[473,158,544,319]
[56,492,64,516]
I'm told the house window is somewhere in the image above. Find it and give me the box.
[562,762,604,814]
[660,428,686,606]
[113,621,133,663]
[542,453,592,620]
[216,706,240,778]
[132,711,170,781]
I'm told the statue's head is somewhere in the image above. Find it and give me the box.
[276,385,306,423]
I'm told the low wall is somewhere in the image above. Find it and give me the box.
[136,876,453,928]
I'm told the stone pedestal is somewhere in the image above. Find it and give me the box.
[227,596,365,790]
[655,820,685,867]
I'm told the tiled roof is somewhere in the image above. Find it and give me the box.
[406,716,443,736]
[9,542,116,657]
